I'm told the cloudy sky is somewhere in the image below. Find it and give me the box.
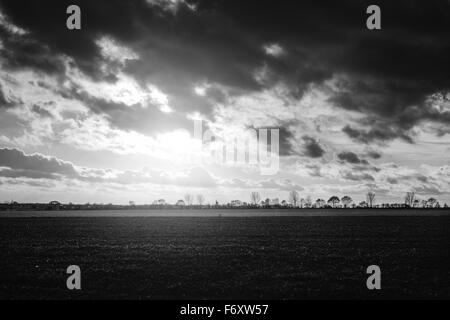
[0,0,449,205]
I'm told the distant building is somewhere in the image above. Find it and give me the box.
[175,199,185,206]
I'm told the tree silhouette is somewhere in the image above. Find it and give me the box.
[184,194,194,206]
[405,192,415,207]
[366,191,376,207]
[341,196,353,208]
[300,198,305,208]
[327,196,340,208]
[305,196,312,208]
[197,194,205,206]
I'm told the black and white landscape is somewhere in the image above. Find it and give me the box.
[0,0,449,300]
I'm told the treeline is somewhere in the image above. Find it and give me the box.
[0,190,448,211]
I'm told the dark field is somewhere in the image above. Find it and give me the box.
[0,213,449,299]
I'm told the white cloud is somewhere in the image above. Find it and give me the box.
[1,25,450,204]
[0,9,27,35]
[263,43,285,57]
[194,83,210,96]
[146,0,197,12]
[96,36,139,65]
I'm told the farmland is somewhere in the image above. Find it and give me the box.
[0,210,449,299]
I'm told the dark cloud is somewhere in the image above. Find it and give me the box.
[276,127,295,156]
[259,178,304,191]
[31,104,54,118]
[246,125,296,157]
[0,147,79,179]
[342,125,414,144]
[0,83,19,108]
[0,148,219,188]
[0,0,264,113]
[0,147,219,187]
[195,0,450,133]
[412,184,444,195]
[386,177,398,184]
[67,89,193,135]
[0,29,66,75]
[342,171,375,182]
[0,84,9,107]
[328,92,361,112]
[417,175,428,183]
[0,0,449,142]
[366,151,382,159]
[0,168,61,180]
[4,179,55,188]
[301,135,325,158]
[0,0,142,79]
[337,151,369,165]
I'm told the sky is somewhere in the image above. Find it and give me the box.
[0,0,449,205]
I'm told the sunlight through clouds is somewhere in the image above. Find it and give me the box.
[0,1,449,204]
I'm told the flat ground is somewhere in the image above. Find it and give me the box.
[0,211,449,299]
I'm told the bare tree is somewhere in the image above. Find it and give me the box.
[341,196,353,208]
[366,191,376,208]
[184,194,194,206]
[405,192,415,207]
[288,190,300,207]
[197,194,205,206]
[250,192,261,205]
[305,196,312,208]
